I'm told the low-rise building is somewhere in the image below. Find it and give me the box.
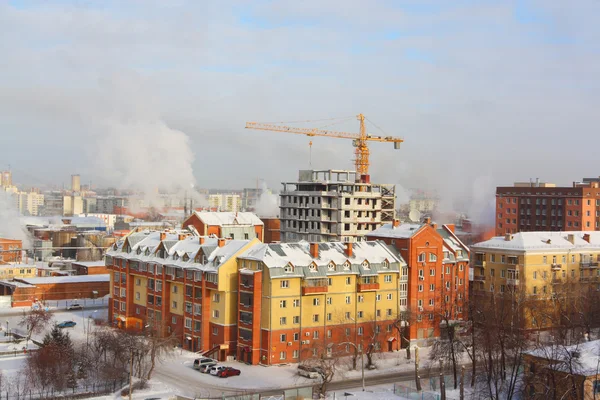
[0,263,37,280]
[183,211,264,242]
[72,260,109,275]
[0,238,22,263]
[236,240,408,365]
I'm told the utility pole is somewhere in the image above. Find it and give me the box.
[440,358,446,400]
[415,346,422,391]
[460,365,465,400]
[361,348,365,391]
[129,349,134,400]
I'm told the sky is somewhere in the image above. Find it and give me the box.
[1,0,599,210]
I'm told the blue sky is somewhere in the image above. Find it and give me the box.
[0,0,599,208]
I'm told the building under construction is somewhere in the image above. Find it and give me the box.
[280,169,395,243]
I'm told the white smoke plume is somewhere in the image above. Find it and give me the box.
[466,175,496,227]
[254,182,279,218]
[0,191,32,247]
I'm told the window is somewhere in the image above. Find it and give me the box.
[327,278,332,286]
[418,284,423,292]
[345,311,351,320]
[387,309,392,316]
[346,277,351,285]
[280,317,287,325]
[357,311,364,318]
[135,292,140,300]
[293,299,300,307]
[172,316,177,324]
[280,300,287,308]
[120,288,126,297]
[429,284,435,291]
[429,268,435,276]
[185,318,192,329]
[212,310,220,318]
[120,302,126,311]
[212,293,221,303]
[327,297,332,305]
[358,295,364,303]
[327,313,332,321]
[280,334,287,343]
[294,332,299,341]
[172,285,178,294]
[418,253,425,262]
[533,271,537,280]
[293,350,299,359]
[376,294,381,301]
[293,316,300,324]
[135,278,141,286]
[280,280,289,288]
[345,296,351,304]
[384,275,392,283]
[313,298,320,306]
[279,351,286,360]
[429,253,437,262]
[357,327,364,335]
[313,314,319,322]
[533,286,537,295]
[386,293,393,300]
[429,299,434,306]
[313,331,319,339]
[543,256,547,264]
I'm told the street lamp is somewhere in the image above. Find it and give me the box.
[5,320,8,337]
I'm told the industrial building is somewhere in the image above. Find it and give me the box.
[495,178,600,235]
[280,170,395,243]
[0,238,22,263]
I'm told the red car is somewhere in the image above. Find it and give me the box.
[217,367,241,378]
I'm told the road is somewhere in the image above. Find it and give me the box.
[0,305,107,318]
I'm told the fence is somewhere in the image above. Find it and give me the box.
[2,380,126,400]
[175,385,313,400]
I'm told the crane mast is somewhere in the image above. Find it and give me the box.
[245,113,402,176]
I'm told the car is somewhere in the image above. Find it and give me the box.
[57,321,76,328]
[198,363,216,373]
[297,364,323,379]
[217,367,241,378]
[67,303,83,310]
[209,365,226,376]
[193,357,217,370]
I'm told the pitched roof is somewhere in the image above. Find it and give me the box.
[525,339,600,376]
[368,223,424,239]
[192,211,264,226]
[473,231,600,252]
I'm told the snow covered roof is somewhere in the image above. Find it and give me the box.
[192,211,264,226]
[368,223,424,239]
[238,240,405,278]
[473,231,600,252]
[437,226,470,261]
[525,339,600,376]
[0,280,35,288]
[71,261,106,268]
[16,274,110,285]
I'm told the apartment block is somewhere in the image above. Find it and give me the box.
[471,231,600,331]
[280,170,395,243]
[14,191,45,216]
[182,211,264,242]
[0,238,22,263]
[367,219,470,345]
[235,240,408,365]
[495,178,600,235]
[208,194,242,212]
[106,231,259,359]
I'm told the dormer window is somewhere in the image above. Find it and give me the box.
[343,261,351,271]
[145,248,150,256]
[309,263,317,272]
[136,248,142,255]
[457,250,463,257]
[113,243,118,251]
[361,260,370,270]
[382,259,389,269]
[173,253,179,261]
[284,263,294,273]
[183,254,190,262]
[328,262,336,271]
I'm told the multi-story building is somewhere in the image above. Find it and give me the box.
[42,193,83,216]
[96,196,126,214]
[106,231,260,358]
[235,240,408,365]
[367,219,470,345]
[0,170,12,187]
[495,178,600,235]
[208,194,242,212]
[0,238,22,263]
[14,191,45,216]
[242,188,261,211]
[471,231,600,331]
[182,211,264,242]
[280,170,395,243]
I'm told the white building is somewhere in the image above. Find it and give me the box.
[14,191,45,216]
[280,170,396,243]
[209,194,241,212]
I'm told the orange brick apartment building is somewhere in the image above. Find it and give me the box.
[495,178,600,235]
[0,238,22,263]
[182,211,264,242]
[367,219,470,344]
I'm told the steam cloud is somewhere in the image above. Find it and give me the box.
[0,191,32,247]
[254,182,279,217]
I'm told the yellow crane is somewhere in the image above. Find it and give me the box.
[245,113,403,176]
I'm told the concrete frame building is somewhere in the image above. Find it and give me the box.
[280,170,395,243]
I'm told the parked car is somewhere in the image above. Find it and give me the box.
[193,357,217,370]
[67,303,83,310]
[57,321,76,328]
[217,367,241,378]
[198,363,216,373]
[209,365,226,376]
[297,365,322,379]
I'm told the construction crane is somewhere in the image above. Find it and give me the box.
[245,113,403,176]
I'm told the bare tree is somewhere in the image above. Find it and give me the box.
[145,317,177,380]
[19,308,53,340]
[301,341,342,397]
[393,309,413,360]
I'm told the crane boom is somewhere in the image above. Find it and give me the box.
[245,113,403,175]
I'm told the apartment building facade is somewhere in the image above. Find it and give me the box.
[235,240,408,365]
[182,211,264,242]
[367,220,470,345]
[0,238,22,263]
[495,179,600,235]
[280,170,395,243]
[471,231,600,331]
[106,230,259,359]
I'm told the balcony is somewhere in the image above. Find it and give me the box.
[580,276,600,283]
[580,262,599,269]
[551,278,564,285]
[240,279,254,292]
[551,263,562,271]
[357,276,380,292]
[474,260,486,268]
[473,275,486,282]
[302,278,328,295]
[507,278,520,286]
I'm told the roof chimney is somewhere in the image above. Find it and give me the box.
[218,238,226,248]
[567,234,575,244]
[583,233,591,243]
[345,242,353,258]
[504,234,513,241]
[160,232,167,241]
[199,237,205,245]
[445,224,455,233]
[310,243,319,259]
[393,219,400,228]
[431,223,438,230]
[178,233,186,241]
[424,217,431,225]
